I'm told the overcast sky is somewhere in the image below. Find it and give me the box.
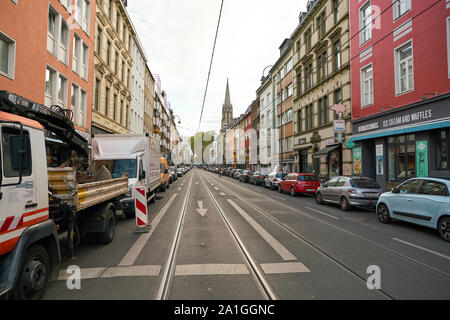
[127,0,308,138]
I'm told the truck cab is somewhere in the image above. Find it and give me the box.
[0,112,60,299]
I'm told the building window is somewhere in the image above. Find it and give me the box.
[318,51,328,81]
[297,109,302,133]
[96,26,102,54]
[360,2,372,44]
[305,104,313,130]
[393,0,411,20]
[94,78,100,111]
[106,40,112,67]
[387,135,416,181]
[395,41,413,95]
[57,74,68,107]
[437,130,450,170]
[333,0,339,24]
[334,89,342,119]
[47,6,58,55]
[105,86,110,117]
[305,63,313,90]
[81,43,89,80]
[318,95,329,126]
[0,31,15,79]
[286,109,293,123]
[304,28,312,52]
[317,11,326,39]
[45,66,56,103]
[361,64,373,107]
[333,39,341,71]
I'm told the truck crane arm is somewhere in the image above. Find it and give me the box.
[0,90,89,157]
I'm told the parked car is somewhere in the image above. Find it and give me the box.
[169,166,177,183]
[376,177,450,242]
[264,172,287,190]
[239,170,253,183]
[177,167,184,177]
[249,172,267,186]
[279,173,320,196]
[234,169,244,179]
[315,176,382,211]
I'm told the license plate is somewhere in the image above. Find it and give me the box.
[365,193,378,197]
[307,189,315,192]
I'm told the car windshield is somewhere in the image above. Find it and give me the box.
[298,175,319,181]
[350,178,380,189]
[275,173,286,178]
[169,167,174,172]
[111,159,137,179]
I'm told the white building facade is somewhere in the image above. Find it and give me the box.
[129,35,147,134]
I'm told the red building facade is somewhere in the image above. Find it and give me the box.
[349,0,450,190]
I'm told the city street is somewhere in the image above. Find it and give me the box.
[43,168,450,300]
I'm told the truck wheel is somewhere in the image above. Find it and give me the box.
[13,245,50,300]
[97,209,115,244]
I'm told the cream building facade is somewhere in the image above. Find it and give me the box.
[292,0,352,178]
[92,0,133,134]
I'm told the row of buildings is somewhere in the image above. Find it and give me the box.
[217,0,450,191]
[0,0,189,165]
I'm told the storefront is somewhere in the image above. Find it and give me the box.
[348,93,450,191]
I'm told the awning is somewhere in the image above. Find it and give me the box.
[313,144,340,158]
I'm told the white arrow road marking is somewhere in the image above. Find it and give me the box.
[196,200,208,217]
[196,182,199,185]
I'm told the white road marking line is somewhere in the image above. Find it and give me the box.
[227,199,297,261]
[272,195,284,200]
[261,262,310,274]
[305,207,339,220]
[118,193,178,267]
[177,187,181,191]
[196,182,199,185]
[101,265,161,278]
[392,238,450,261]
[214,187,219,191]
[57,267,105,280]
[175,264,249,276]
[56,265,161,281]
[220,192,226,196]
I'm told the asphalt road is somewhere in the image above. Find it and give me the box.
[43,168,450,300]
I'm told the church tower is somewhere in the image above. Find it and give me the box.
[221,79,233,130]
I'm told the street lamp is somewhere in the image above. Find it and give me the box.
[260,65,273,82]
[173,114,181,124]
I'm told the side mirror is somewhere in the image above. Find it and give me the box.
[323,183,328,188]
[140,170,146,180]
[392,187,399,194]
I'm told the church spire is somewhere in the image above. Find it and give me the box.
[224,78,231,108]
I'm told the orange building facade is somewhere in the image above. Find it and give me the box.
[0,0,95,137]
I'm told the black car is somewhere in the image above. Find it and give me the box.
[249,172,267,186]
[239,170,253,183]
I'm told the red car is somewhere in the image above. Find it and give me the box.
[279,173,320,196]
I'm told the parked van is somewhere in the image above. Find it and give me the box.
[160,157,170,192]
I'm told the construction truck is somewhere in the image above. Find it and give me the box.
[0,91,128,300]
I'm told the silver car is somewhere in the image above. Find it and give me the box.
[264,172,287,190]
[315,176,382,211]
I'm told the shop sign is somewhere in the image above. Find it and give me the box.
[416,141,428,177]
[352,97,449,136]
[353,147,362,175]
[334,120,345,132]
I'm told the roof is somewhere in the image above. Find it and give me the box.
[0,111,43,130]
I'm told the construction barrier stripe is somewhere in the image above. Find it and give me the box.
[135,187,148,227]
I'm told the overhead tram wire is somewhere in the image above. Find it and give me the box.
[197,0,225,133]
